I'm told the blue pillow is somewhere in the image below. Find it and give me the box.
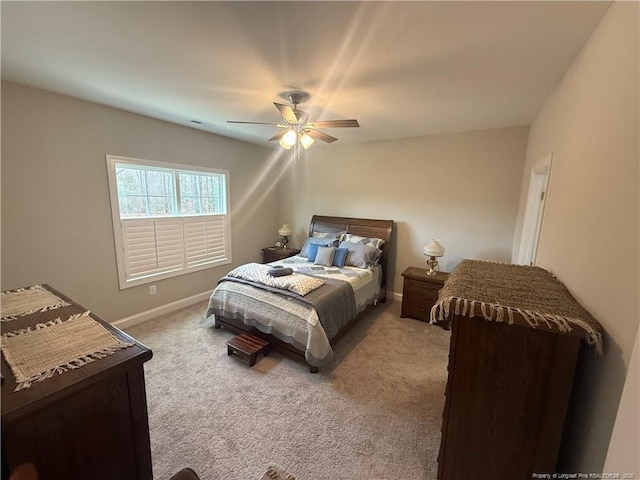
[307,242,322,261]
[332,247,349,268]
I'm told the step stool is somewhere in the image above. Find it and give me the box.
[225,333,271,367]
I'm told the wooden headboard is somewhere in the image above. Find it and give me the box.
[308,215,394,300]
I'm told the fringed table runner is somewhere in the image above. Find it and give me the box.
[1,285,70,322]
[431,259,603,354]
[1,311,134,391]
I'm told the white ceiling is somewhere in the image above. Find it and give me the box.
[1,1,610,147]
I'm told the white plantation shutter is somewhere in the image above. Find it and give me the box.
[122,218,183,279]
[184,215,228,267]
[119,215,231,285]
[107,155,231,289]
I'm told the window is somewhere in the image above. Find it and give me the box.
[106,155,231,289]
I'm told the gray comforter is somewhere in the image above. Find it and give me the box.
[205,271,357,367]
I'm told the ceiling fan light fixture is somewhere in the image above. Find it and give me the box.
[300,133,314,149]
[282,129,297,147]
[278,138,292,150]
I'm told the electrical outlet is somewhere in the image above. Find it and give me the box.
[149,285,156,295]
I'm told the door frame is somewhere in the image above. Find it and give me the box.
[517,153,553,265]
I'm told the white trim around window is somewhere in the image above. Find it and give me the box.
[106,155,232,289]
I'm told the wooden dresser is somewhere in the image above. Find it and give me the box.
[433,260,602,480]
[400,267,449,322]
[1,285,153,480]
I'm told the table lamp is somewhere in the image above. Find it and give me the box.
[423,239,445,275]
[278,224,293,249]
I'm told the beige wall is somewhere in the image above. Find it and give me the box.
[604,329,639,474]
[513,2,639,472]
[1,81,282,322]
[278,127,529,295]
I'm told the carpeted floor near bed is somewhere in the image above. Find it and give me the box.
[127,299,451,480]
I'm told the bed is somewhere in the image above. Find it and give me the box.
[205,215,394,372]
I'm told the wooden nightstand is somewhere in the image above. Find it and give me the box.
[400,267,449,323]
[261,246,301,264]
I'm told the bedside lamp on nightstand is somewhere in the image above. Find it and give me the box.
[423,239,445,276]
[278,224,293,249]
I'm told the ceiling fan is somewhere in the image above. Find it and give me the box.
[227,92,359,158]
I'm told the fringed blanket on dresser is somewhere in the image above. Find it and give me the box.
[430,259,603,354]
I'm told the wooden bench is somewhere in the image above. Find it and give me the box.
[225,333,271,367]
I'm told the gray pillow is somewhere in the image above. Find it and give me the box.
[314,246,337,267]
[339,241,382,270]
[300,236,339,258]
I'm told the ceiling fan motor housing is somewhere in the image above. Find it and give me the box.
[293,110,309,125]
[288,93,305,107]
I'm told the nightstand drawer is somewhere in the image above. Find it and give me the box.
[406,289,439,305]
[404,299,434,321]
[406,279,441,293]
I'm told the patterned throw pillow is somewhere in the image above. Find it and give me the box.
[312,230,346,240]
[341,233,386,250]
[287,275,325,296]
[227,263,324,296]
[339,241,383,270]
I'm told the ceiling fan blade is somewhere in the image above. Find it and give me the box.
[305,119,360,129]
[274,103,298,124]
[227,120,283,126]
[267,130,288,141]
[305,129,339,144]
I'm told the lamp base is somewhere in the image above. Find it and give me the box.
[426,257,439,276]
[281,236,289,249]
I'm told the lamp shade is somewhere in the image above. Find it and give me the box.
[278,224,293,237]
[300,133,314,149]
[423,239,445,257]
[278,138,292,150]
[282,130,297,147]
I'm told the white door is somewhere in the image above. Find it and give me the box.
[517,154,553,266]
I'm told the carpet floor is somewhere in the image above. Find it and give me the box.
[127,299,451,480]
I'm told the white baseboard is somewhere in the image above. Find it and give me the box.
[390,290,402,302]
[112,290,211,330]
